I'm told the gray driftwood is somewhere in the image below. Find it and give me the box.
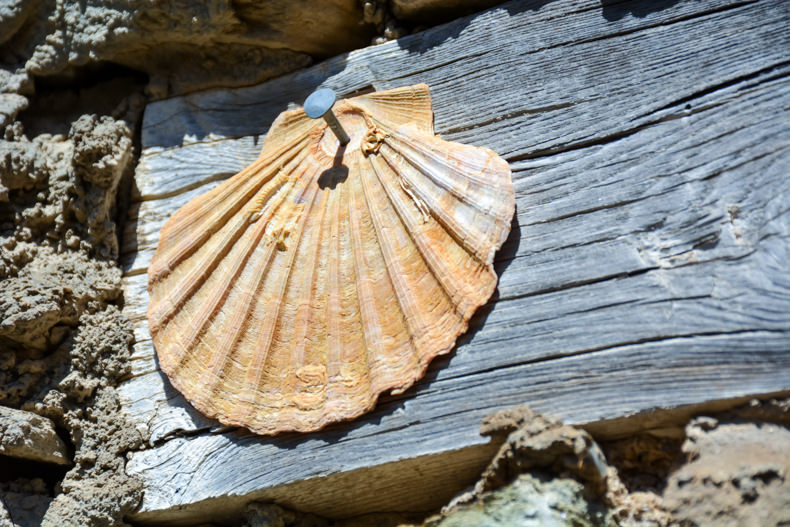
[118,0,790,523]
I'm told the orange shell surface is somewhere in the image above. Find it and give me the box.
[147,84,515,435]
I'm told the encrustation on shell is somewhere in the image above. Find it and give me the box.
[147,84,515,435]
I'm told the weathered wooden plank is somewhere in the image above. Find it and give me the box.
[118,0,790,522]
[121,181,228,274]
[118,0,790,277]
[133,137,263,199]
[138,0,790,154]
[128,332,790,524]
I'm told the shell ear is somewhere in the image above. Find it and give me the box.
[350,84,434,134]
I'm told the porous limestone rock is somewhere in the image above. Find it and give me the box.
[0,111,143,525]
[664,415,790,527]
[2,0,373,99]
[391,0,505,21]
[421,405,674,527]
[424,474,611,527]
[0,405,70,465]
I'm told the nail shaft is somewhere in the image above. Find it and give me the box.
[322,110,350,146]
[303,88,350,146]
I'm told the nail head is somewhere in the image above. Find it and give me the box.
[304,88,337,119]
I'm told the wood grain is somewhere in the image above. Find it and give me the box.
[118,0,790,523]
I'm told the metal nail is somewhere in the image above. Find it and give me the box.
[303,88,350,146]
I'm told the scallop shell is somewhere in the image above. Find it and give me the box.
[147,84,515,435]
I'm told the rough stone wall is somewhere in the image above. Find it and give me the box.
[0,109,143,525]
[2,0,373,101]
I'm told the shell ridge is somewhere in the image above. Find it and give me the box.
[317,163,353,426]
[386,132,514,235]
[191,165,322,408]
[149,211,256,335]
[376,124,514,252]
[176,169,301,352]
[160,149,275,225]
[348,153,420,398]
[158,156,268,248]
[368,151,480,318]
[275,173,333,429]
[153,134,310,266]
[350,84,433,134]
[149,136,311,285]
[149,144,315,332]
[259,110,316,156]
[358,152,423,377]
[396,171,431,223]
[382,145,506,263]
[366,149,484,385]
[345,154,380,398]
[147,168,295,334]
[388,130,505,191]
[199,226,279,409]
[158,161,313,376]
[377,143,490,266]
[384,131,509,223]
[238,163,326,430]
